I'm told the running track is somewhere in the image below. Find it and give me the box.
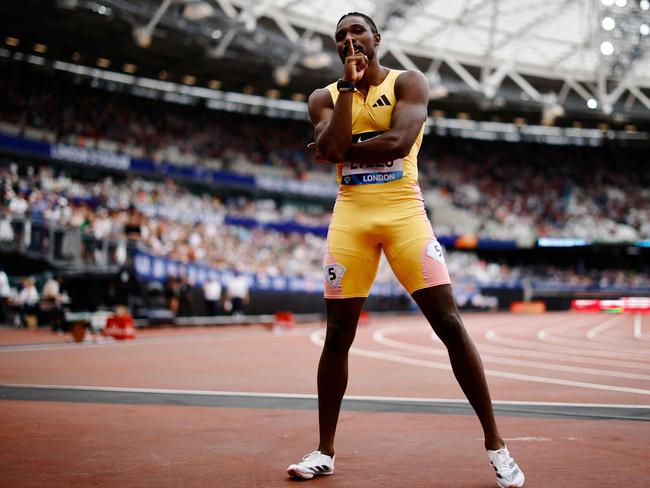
[1,311,649,487]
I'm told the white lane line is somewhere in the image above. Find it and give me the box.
[536,314,599,339]
[374,328,650,381]
[309,330,650,396]
[538,315,646,355]
[486,317,649,362]
[586,315,625,340]
[485,331,650,364]
[634,314,650,341]
[452,330,650,370]
[472,336,650,370]
[483,436,554,442]
[420,314,650,369]
[3,383,649,409]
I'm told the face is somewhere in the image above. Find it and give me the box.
[334,16,380,63]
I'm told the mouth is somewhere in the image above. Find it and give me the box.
[343,44,363,56]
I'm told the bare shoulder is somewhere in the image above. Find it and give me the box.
[395,70,428,98]
[307,87,334,124]
[308,87,333,109]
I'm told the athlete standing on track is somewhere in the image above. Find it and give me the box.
[287,12,525,488]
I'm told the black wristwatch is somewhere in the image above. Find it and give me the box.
[337,79,357,92]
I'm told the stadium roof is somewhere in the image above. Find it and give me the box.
[239,0,650,117]
[2,0,650,122]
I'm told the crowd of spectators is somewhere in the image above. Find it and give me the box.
[2,64,648,242]
[2,161,648,300]
[0,162,327,277]
[419,138,650,242]
[0,65,321,177]
[0,63,649,322]
[0,270,67,328]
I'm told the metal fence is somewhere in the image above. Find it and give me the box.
[1,216,132,270]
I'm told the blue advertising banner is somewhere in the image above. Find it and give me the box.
[132,250,405,296]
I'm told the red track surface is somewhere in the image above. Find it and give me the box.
[2,311,650,487]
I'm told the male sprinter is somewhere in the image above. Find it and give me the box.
[287,12,525,488]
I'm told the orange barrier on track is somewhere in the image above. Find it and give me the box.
[510,301,546,313]
[273,311,295,331]
[103,315,136,340]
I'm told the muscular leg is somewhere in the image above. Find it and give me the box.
[412,284,504,451]
[317,297,366,456]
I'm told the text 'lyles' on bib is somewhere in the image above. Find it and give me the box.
[341,130,403,185]
[341,159,404,185]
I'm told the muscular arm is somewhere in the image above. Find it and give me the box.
[345,70,428,164]
[307,88,354,162]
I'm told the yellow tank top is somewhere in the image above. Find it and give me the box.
[325,69,424,194]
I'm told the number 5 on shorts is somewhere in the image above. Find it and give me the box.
[324,263,345,289]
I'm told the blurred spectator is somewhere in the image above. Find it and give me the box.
[0,268,10,324]
[124,205,143,241]
[16,277,39,327]
[226,271,250,316]
[203,276,222,316]
[165,276,181,316]
[40,274,67,331]
[0,208,13,242]
[176,275,195,317]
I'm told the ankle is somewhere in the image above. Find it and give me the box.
[318,448,335,457]
[485,438,505,451]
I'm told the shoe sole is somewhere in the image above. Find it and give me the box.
[287,468,334,480]
[496,472,525,488]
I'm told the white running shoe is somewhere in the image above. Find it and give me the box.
[487,446,525,488]
[287,450,335,479]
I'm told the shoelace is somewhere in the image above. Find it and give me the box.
[493,450,513,474]
[302,451,322,462]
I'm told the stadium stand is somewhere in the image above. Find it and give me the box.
[1,63,649,325]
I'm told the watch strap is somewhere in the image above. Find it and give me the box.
[337,79,356,92]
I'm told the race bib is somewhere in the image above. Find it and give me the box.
[341,131,403,185]
[341,159,403,185]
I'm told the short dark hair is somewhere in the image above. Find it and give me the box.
[336,12,379,34]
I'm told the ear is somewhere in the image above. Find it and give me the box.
[374,32,381,46]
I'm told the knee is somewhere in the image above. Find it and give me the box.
[432,312,467,346]
[323,320,356,354]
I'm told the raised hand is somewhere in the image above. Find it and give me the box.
[343,38,368,82]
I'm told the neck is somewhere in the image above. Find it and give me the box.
[356,60,388,90]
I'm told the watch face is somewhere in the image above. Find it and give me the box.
[337,80,355,91]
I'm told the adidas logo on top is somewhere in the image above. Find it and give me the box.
[372,94,391,107]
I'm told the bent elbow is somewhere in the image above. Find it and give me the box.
[318,143,346,163]
[391,136,413,159]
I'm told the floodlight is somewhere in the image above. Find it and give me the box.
[273,66,290,86]
[302,52,332,69]
[600,41,614,55]
[601,17,615,30]
[133,26,152,48]
[182,1,215,20]
[587,98,598,109]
